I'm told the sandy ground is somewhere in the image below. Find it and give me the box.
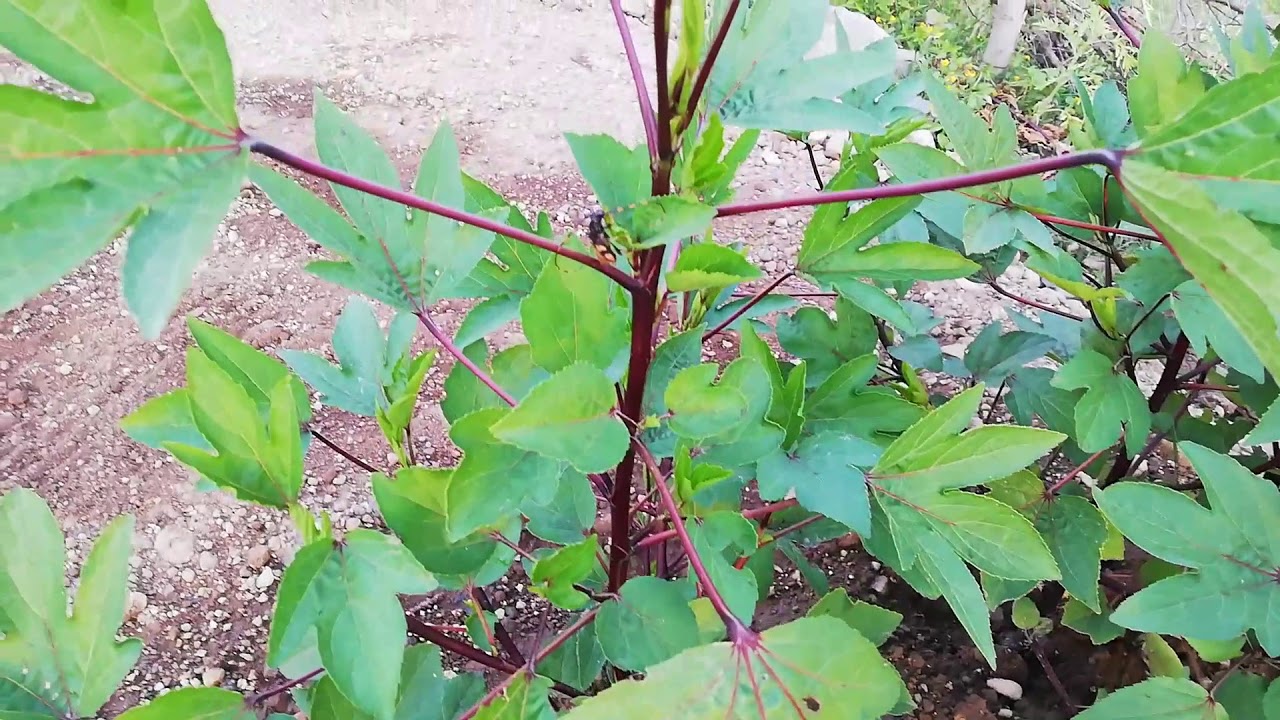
[0,1,1092,715]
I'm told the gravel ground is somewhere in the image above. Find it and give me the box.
[1,2,1110,716]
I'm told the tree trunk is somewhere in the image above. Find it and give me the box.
[983,0,1029,72]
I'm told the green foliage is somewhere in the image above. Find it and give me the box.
[268,532,436,719]
[6,1,1280,717]
[0,489,140,719]
[562,617,903,719]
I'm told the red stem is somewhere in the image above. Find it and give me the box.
[248,141,643,293]
[633,442,748,636]
[678,0,743,138]
[1042,448,1109,497]
[607,287,659,591]
[717,149,1123,217]
[1105,5,1143,48]
[610,0,659,163]
[1028,211,1157,241]
[987,281,1086,322]
[418,311,517,406]
[703,271,794,339]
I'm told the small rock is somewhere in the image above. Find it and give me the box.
[6,387,27,407]
[198,551,218,571]
[202,667,226,687]
[180,568,195,582]
[998,709,1013,718]
[155,525,196,566]
[0,412,17,435]
[986,678,1024,701]
[56,363,72,376]
[255,567,276,589]
[125,591,148,621]
[823,131,849,160]
[871,576,889,593]
[246,544,271,569]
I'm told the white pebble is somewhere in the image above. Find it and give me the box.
[871,576,889,593]
[987,678,1024,701]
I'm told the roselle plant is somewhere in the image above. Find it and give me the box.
[4,0,1280,717]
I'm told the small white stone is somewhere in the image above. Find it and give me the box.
[254,567,276,589]
[986,678,1024,701]
[56,363,73,376]
[998,710,1014,718]
[202,667,225,687]
[871,576,889,593]
[180,568,195,583]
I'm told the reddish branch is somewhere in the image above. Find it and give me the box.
[248,141,643,293]
[717,149,1124,217]
[610,0,659,162]
[632,442,750,638]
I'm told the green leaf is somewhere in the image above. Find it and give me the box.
[521,257,629,377]
[1128,34,1210,140]
[876,144,975,237]
[1011,596,1042,630]
[1265,678,1280,720]
[301,100,495,310]
[912,531,997,666]
[872,424,1066,494]
[1052,349,1151,456]
[536,621,606,693]
[491,364,628,474]
[564,134,650,211]
[163,350,305,508]
[807,588,902,646]
[828,279,917,335]
[756,432,877,536]
[446,408,565,541]
[530,535,599,610]
[708,0,899,133]
[1120,161,1280,383]
[666,357,771,442]
[596,577,700,672]
[115,688,254,720]
[0,0,248,337]
[458,174,555,301]
[1213,672,1268,720]
[0,489,140,718]
[686,513,760,622]
[798,196,921,271]
[523,469,597,546]
[963,325,1057,384]
[877,385,985,470]
[923,74,1018,172]
[1171,280,1266,383]
[811,241,979,283]
[1075,677,1226,720]
[667,243,762,292]
[1062,596,1126,645]
[372,469,507,578]
[612,195,717,249]
[1186,636,1245,663]
[561,616,904,719]
[281,297,418,416]
[186,318,311,420]
[120,389,211,452]
[471,673,555,720]
[989,472,1109,611]
[641,327,705,455]
[776,298,877,388]
[1096,443,1280,653]
[267,531,436,720]
[1142,633,1189,679]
